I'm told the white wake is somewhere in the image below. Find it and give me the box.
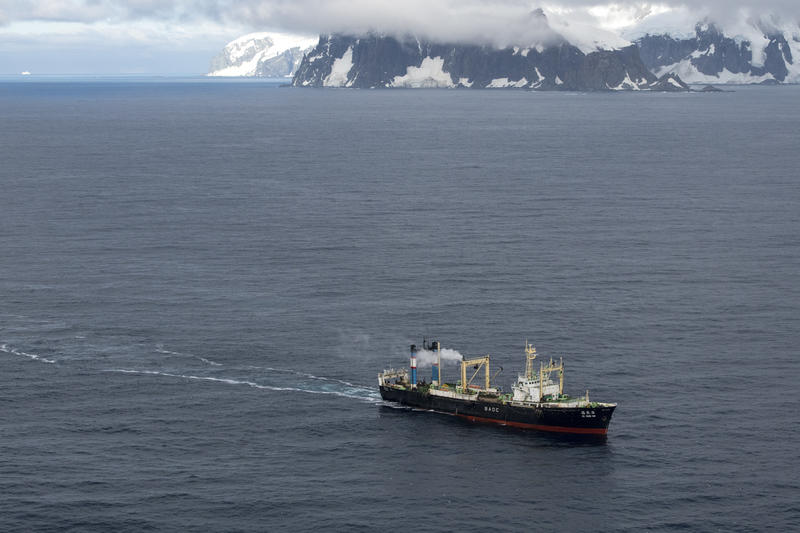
[107,368,381,403]
[1,343,56,364]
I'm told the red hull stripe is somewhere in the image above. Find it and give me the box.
[456,414,608,435]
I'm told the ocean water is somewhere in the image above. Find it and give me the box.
[1,79,799,532]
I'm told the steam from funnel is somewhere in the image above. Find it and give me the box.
[414,348,463,367]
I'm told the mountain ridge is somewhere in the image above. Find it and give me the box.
[291,33,687,91]
[208,32,317,77]
[208,14,800,87]
[634,19,800,84]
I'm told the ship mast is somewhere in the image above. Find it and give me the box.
[525,340,537,379]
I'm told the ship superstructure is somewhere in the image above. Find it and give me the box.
[379,340,616,435]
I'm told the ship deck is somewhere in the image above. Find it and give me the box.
[383,383,614,409]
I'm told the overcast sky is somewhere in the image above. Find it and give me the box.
[1,1,798,75]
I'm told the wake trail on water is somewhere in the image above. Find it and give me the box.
[1,323,379,402]
[254,365,363,388]
[107,368,382,403]
[149,347,371,393]
[155,344,223,366]
[1,343,56,364]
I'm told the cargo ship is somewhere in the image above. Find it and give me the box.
[379,340,616,435]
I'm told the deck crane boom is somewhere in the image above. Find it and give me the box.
[460,356,491,392]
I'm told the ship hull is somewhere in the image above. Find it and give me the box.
[380,386,615,435]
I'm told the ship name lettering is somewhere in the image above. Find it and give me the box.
[484,406,500,413]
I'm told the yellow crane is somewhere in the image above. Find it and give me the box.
[460,355,491,392]
[539,357,565,399]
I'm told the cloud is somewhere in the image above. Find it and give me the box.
[2,1,798,74]
[2,2,799,31]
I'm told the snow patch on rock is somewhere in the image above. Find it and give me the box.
[487,77,528,88]
[324,47,355,87]
[609,72,640,90]
[655,60,775,84]
[787,37,800,83]
[487,77,509,88]
[391,57,455,88]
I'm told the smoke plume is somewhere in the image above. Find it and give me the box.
[414,347,465,368]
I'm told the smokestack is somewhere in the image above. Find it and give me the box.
[432,341,440,386]
[410,344,417,387]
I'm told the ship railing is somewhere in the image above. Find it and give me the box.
[378,368,409,386]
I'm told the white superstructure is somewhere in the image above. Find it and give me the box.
[511,343,564,403]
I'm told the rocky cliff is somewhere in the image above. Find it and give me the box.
[292,33,686,91]
[636,22,800,84]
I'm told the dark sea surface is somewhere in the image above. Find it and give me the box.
[1,79,799,532]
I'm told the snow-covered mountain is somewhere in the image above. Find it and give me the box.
[630,18,800,84]
[212,11,800,86]
[292,11,687,91]
[292,35,686,91]
[208,32,317,77]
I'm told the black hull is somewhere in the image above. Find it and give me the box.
[380,386,615,435]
